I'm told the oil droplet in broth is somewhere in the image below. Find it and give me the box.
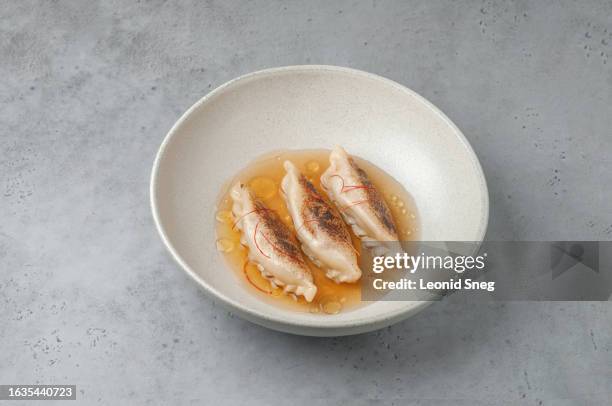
[309,304,321,314]
[322,300,342,315]
[244,262,273,293]
[249,177,277,200]
[215,210,233,223]
[216,238,235,253]
[305,160,320,173]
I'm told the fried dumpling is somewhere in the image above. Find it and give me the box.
[231,182,317,302]
[281,161,361,283]
[320,146,399,250]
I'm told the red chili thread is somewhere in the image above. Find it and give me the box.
[340,199,369,212]
[345,240,360,256]
[253,221,270,258]
[243,261,272,294]
[295,218,318,234]
[328,174,374,194]
[232,207,273,230]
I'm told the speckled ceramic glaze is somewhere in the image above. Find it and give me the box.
[150,66,489,336]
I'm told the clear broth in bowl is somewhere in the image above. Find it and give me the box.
[214,149,419,314]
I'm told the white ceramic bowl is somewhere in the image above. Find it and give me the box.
[151,65,488,336]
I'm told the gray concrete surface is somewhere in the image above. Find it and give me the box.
[1,1,611,404]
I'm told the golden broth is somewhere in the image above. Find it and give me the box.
[214,149,419,314]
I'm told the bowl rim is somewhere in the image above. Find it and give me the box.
[150,65,490,332]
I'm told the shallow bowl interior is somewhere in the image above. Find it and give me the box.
[151,66,488,336]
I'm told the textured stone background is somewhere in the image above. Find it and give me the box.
[1,1,611,404]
